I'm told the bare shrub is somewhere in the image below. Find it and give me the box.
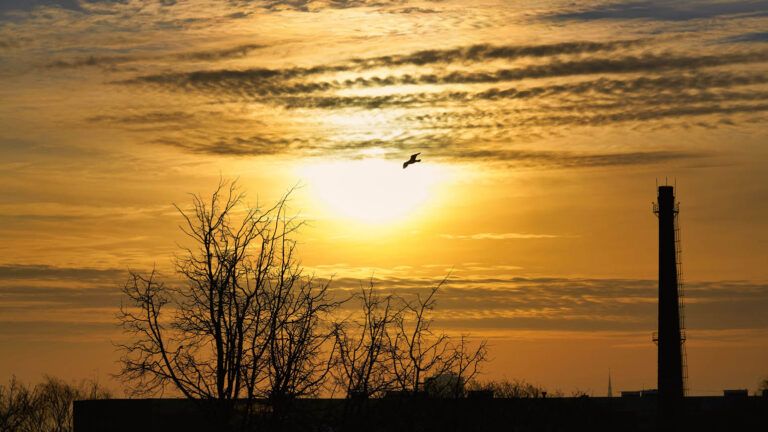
[467,379,550,398]
[0,375,110,432]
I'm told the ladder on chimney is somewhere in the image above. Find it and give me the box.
[674,204,689,396]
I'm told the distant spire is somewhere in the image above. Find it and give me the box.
[608,369,613,397]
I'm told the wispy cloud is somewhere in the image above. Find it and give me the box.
[0,264,124,282]
[0,320,118,342]
[327,275,768,332]
[0,0,82,15]
[150,130,706,167]
[45,43,267,69]
[259,0,420,13]
[0,284,121,310]
[548,0,768,22]
[346,39,646,68]
[440,233,562,240]
[153,135,295,156]
[722,31,768,44]
[88,111,195,124]
[177,43,266,61]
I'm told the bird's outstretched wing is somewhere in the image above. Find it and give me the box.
[403,152,422,169]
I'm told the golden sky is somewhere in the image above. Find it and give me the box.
[1,0,768,396]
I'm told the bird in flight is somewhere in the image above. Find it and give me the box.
[403,153,421,169]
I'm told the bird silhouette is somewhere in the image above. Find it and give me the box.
[403,153,421,169]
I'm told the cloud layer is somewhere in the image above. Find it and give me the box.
[3,263,767,340]
[108,37,768,161]
[4,1,768,166]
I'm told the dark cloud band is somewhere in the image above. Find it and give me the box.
[124,50,768,101]
[3,270,766,334]
[123,40,653,93]
[46,44,267,69]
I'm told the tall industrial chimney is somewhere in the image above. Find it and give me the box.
[654,185,686,417]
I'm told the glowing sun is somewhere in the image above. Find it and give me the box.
[299,158,447,225]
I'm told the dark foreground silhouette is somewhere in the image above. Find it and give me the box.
[74,394,768,432]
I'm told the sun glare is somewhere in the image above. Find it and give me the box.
[299,158,447,225]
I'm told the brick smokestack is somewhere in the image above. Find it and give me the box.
[655,185,685,417]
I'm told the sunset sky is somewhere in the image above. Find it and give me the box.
[1,0,768,396]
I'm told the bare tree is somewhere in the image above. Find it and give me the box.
[264,273,339,402]
[444,335,488,398]
[389,282,454,393]
[332,281,401,398]
[332,279,489,399]
[116,180,339,408]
